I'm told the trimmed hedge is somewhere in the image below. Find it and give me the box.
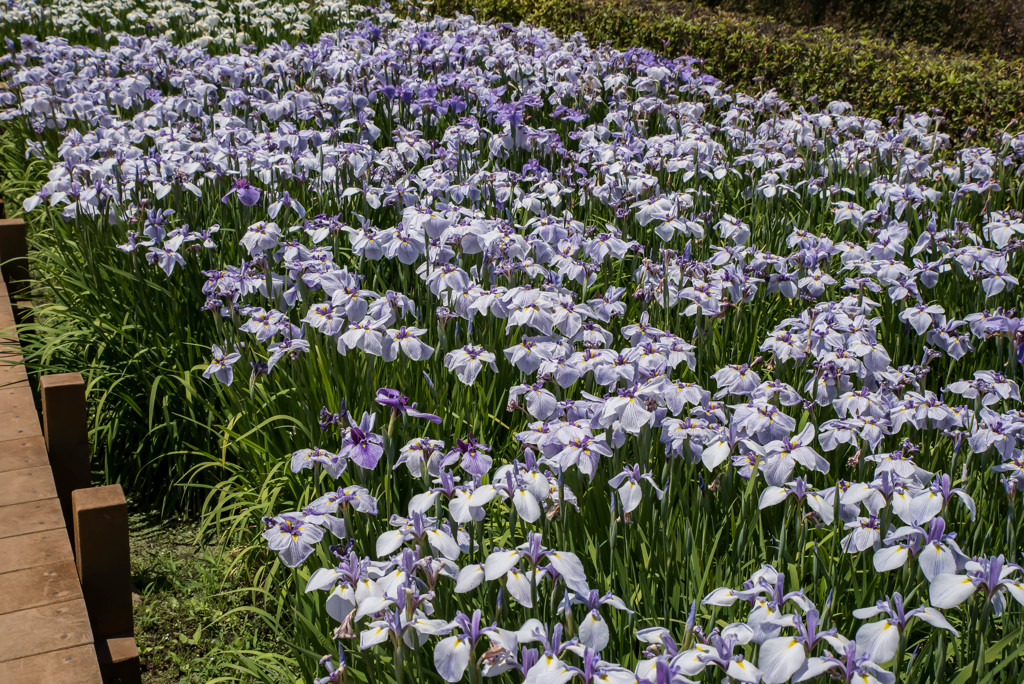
[435,0,1024,146]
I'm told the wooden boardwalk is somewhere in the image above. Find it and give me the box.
[0,217,139,682]
[0,240,102,681]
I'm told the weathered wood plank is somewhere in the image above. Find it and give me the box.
[0,301,15,328]
[0,497,65,539]
[0,361,29,388]
[0,598,94,662]
[0,645,103,683]
[0,561,83,614]
[0,435,48,473]
[0,529,74,575]
[0,465,58,506]
[0,384,34,411]
[0,338,22,359]
[0,407,39,442]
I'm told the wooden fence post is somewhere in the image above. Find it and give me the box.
[39,373,91,530]
[0,218,29,300]
[71,485,140,684]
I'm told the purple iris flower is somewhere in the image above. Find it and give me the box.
[299,502,347,539]
[202,344,241,386]
[851,593,957,664]
[314,646,347,684]
[796,639,895,684]
[319,405,344,432]
[561,589,632,651]
[608,464,663,514]
[146,244,186,276]
[339,413,384,470]
[554,647,636,684]
[310,485,378,517]
[290,446,346,479]
[267,336,310,372]
[432,610,507,682]
[222,178,262,206]
[449,434,492,476]
[262,513,324,568]
[676,624,760,682]
[930,554,1024,615]
[374,388,441,423]
[757,609,838,684]
[268,191,306,219]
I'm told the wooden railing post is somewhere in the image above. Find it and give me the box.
[0,218,29,300]
[71,485,140,684]
[39,373,91,530]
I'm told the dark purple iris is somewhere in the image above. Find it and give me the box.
[375,387,441,423]
[222,178,262,206]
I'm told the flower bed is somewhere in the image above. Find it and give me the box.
[436,0,1024,146]
[2,1,1024,682]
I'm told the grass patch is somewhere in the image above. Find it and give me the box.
[129,506,286,683]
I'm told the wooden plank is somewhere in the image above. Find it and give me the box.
[0,497,65,539]
[0,361,28,387]
[0,529,74,574]
[0,465,58,506]
[0,326,21,353]
[0,345,23,362]
[0,300,15,328]
[0,561,83,614]
[0,316,18,345]
[0,435,48,473]
[0,407,41,443]
[0,232,104,681]
[0,328,17,347]
[0,645,103,683]
[0,375,29,392]
[0,598,94,662]
[0,383,35,412]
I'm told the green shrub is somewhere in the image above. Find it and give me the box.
[697,0,1024,59]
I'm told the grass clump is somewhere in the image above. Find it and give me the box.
[130,507,291,683]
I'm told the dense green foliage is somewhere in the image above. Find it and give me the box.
[437,0,1024,145]
[691,0,1024,59]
